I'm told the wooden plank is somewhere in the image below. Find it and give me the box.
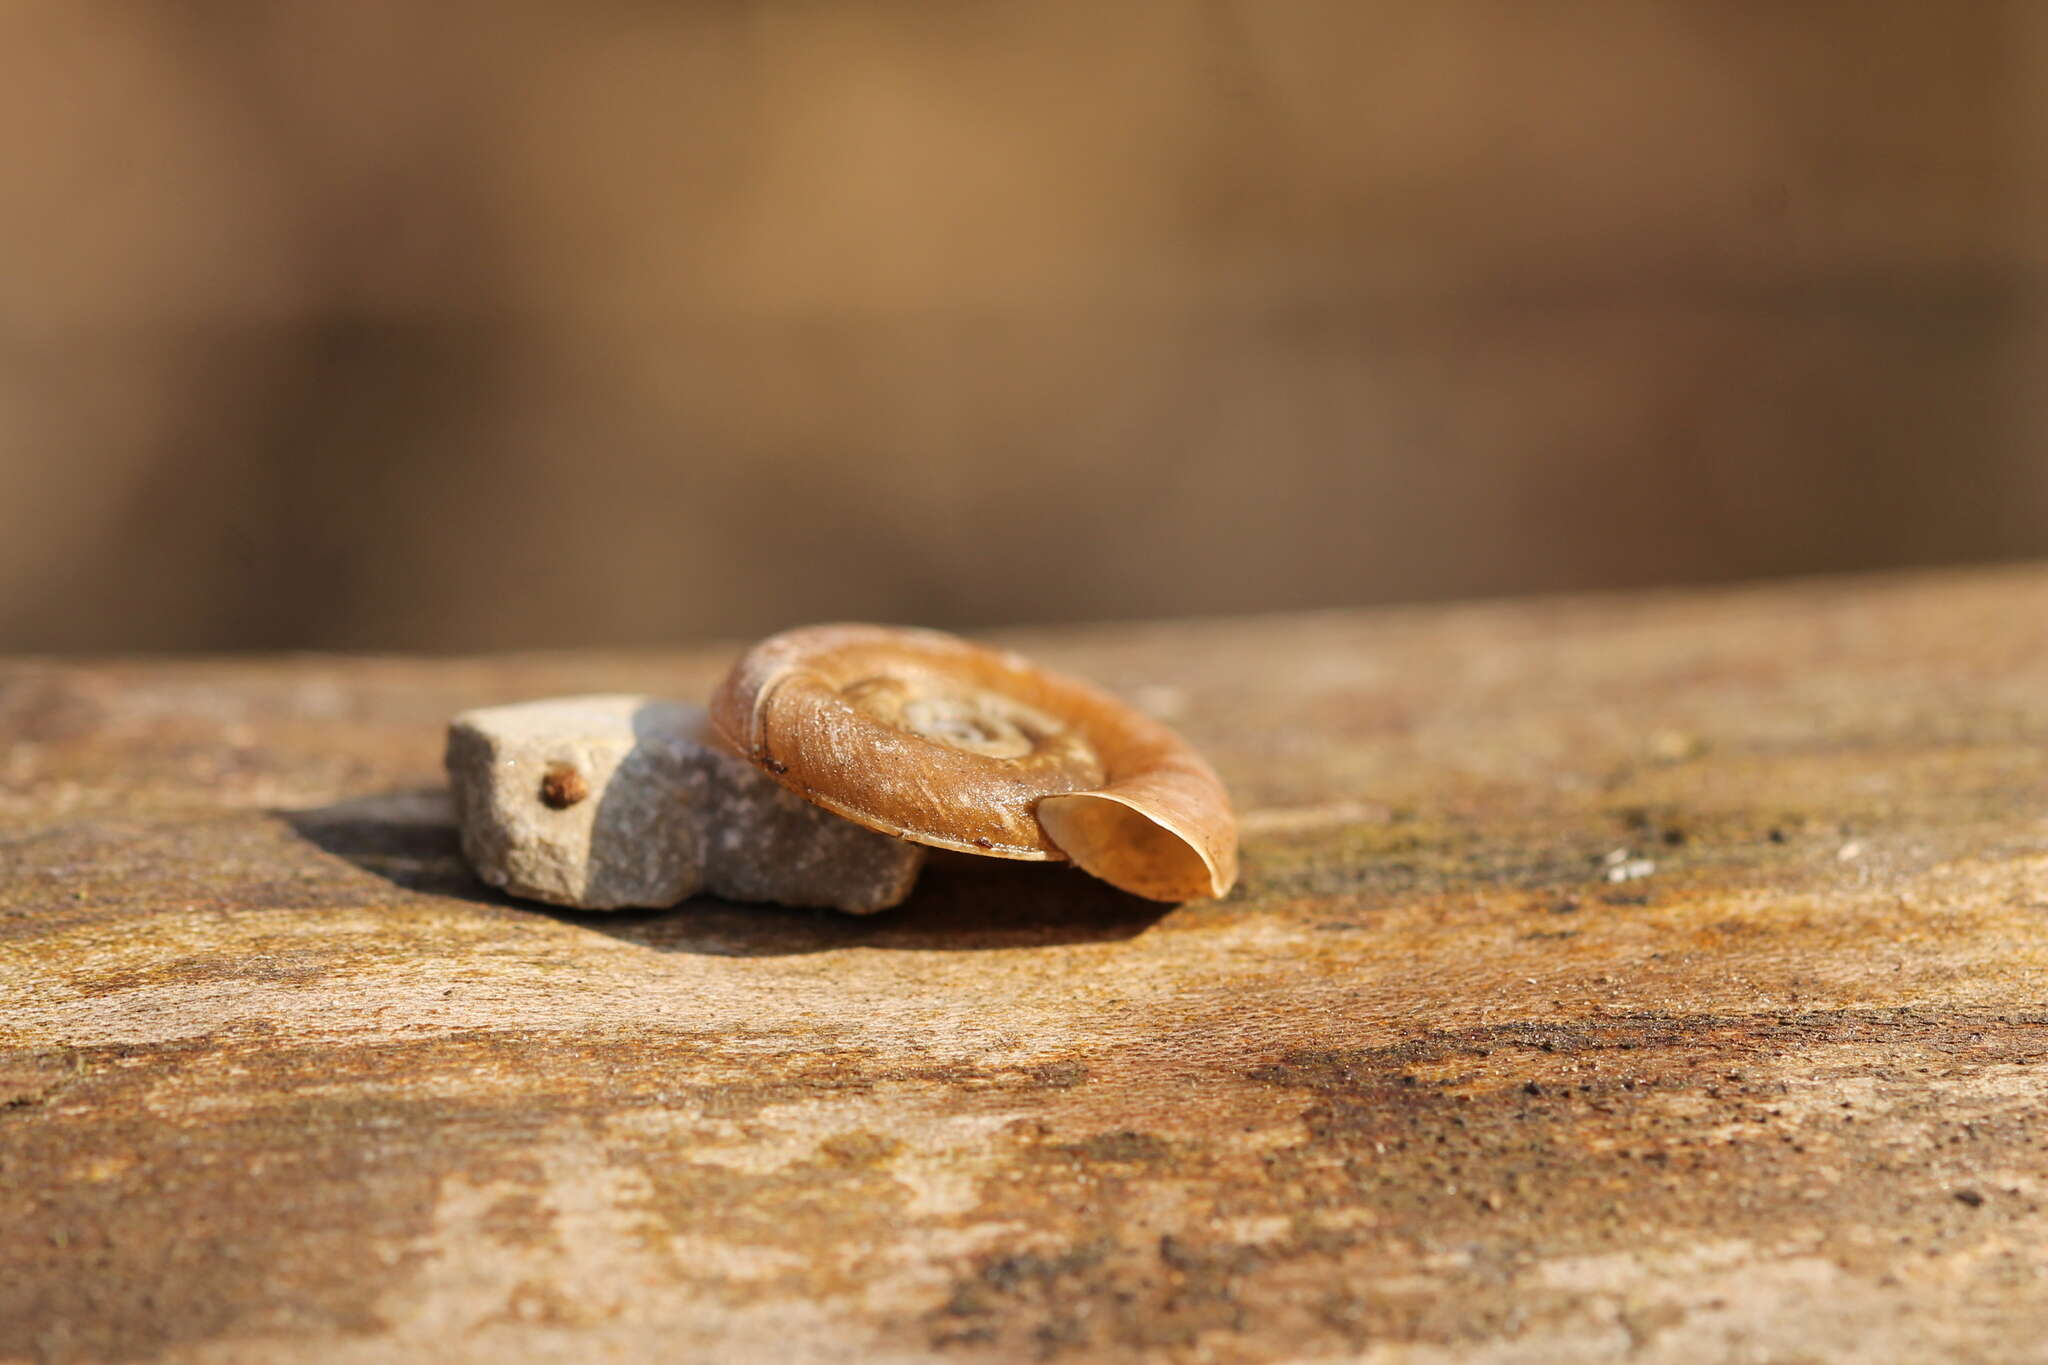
[5,566,2048,1363]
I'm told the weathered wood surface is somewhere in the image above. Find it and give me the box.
[5,568,2048,1364]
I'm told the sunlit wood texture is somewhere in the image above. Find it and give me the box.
[6,566,2048,1361]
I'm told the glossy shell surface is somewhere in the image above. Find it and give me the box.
[710,624,1238,900]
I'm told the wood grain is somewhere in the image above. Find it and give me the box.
[6,567,2048,1362]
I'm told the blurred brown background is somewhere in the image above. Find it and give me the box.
[2,0,2043,653]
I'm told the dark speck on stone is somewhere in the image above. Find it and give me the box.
[539,762,589,810]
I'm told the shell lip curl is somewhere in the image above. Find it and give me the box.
[709,623,1239,901]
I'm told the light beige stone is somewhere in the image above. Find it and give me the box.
[444,695,923,913]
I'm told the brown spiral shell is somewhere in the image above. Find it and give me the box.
[708,624,1237,901]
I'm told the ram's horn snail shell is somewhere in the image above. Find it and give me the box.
[709,624,1238,901]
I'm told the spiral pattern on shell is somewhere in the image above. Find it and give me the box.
[709,624,1238,901]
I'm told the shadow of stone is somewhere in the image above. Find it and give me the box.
[281,788,508,902]
[281,791,1174,955]
[561,852,1172,956]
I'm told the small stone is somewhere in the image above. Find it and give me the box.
[445,696,706,910]
[445,695,924,913]
[692,743,926,913]
[538,762,589,810]
[1603,853,1657,883]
